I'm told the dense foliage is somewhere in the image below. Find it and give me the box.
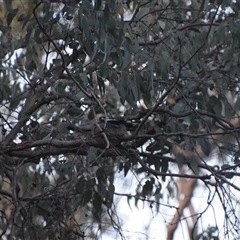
[1,0,240,239]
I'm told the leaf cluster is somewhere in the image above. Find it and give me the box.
[0,0,240,239]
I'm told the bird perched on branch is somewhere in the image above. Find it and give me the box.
[93,116,134,146]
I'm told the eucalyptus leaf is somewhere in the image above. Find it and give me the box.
[87,147,97,163]
[93,192,102,213]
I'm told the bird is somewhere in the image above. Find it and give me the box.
[93,116,132,146]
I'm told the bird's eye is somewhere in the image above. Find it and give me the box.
[98,116,106,122]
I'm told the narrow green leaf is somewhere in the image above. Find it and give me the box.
[225,172,235,179]
[17,13,26,22]
[142,180,153,197]
[97,182,107,199]
[154,184,162,196]
[189,160,199,175]
[124,163,130,177]
[97,76,105,97]
[208,96,222,117]
[95,0,102,11]
[176,152,184,170]
[172,102,185,113]
[81,189,92,206]
[7,8,18,26]
[198,138,211,157]
[126,87,138,108]
[103,5,110,24]
[75,177,86,194]
[108,184,115,196]
[87,147,97,163]
[129,77,139,102]
[121,47,131,69]
[117,73,127,104]
[135,7,149,19]
[221,164,231,170]
[82,16,90,38]
[93,192,102,212]
[127,195,132,210]
[161,160,168,182]
[105,183,115,207]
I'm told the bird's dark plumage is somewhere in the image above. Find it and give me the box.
[93,117,129,146]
